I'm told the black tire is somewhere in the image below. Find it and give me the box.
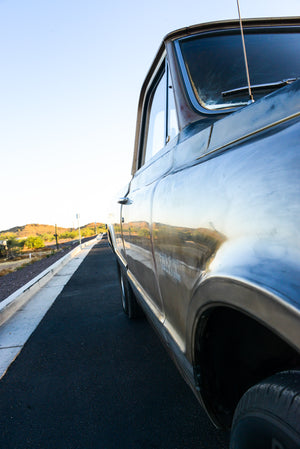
[230,370,300,449]
[117,263,143,319]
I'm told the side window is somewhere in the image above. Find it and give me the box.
[142,61,179,167]
[144,70,166,164]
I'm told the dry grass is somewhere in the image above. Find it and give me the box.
[0,257,43,277]
[0,248,60,277]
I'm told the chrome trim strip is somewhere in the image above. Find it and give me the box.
[127,269,165,323]
[200,111,300,160]
[163,319,186,352]
[127,270,186,352]
[115,249,128,269]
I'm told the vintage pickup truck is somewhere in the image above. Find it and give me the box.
[108,18,300,448]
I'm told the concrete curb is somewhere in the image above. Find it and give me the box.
[0,235,102,327]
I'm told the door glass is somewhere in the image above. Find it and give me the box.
[144,70,166,164]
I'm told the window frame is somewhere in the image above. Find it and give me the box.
[138,57,178,169]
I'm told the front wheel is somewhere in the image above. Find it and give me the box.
[230,370,300,449]
[117,263,143,319]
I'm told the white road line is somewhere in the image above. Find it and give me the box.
[0,239,99,379]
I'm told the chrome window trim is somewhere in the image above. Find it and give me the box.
[137,52,167,169]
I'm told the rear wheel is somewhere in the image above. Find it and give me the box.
[230,370,300,449]
[117,263,143,319]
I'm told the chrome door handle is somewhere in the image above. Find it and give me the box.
[118,197,129,205]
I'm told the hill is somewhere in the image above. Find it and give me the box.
[0,223,105,238]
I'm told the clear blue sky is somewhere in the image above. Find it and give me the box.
[0,0,299,231]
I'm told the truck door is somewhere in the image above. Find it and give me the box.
[120,59,178,320]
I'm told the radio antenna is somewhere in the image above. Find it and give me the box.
[236,0,254,102]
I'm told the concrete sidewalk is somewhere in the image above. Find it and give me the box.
[0,236,101,378]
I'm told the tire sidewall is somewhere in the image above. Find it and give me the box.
[230,371,300,449]
[230,411,300,449]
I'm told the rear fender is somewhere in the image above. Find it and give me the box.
[186,239,300,362]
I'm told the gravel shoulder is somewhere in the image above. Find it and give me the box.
[0,247,74,302]
[0,236,98,303]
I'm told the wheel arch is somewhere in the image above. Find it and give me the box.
[187,277,300,429]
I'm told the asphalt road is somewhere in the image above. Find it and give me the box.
[0,237,229,449]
